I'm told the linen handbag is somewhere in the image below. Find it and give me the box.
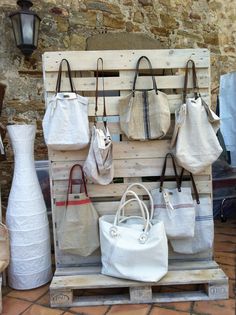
[119,56,170,140]
[170,169,214,254]
[83,58,114,185]
[171,59,222,174]
[42,58,90,150]
[99,190,168,282]
[0,222,10,273]
[151,153,195,239]
[57,164,100,256]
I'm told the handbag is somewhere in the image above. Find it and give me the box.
[171,59,222,174]
[118,56,171,140]
[0,222,10,273]
[151,153,196,239]
[56,164,100,256]
[83,58,114,185]
[99,188,168,282]
[42,58,90,150]
[170,169,214,254]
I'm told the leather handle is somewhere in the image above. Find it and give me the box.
[66,164,88,205]
[179,168,200,204]
[160,153,181,192]
[183,59,199,103]
[132,56,158,96]
[55,59,76,93]
[95,57,107,128]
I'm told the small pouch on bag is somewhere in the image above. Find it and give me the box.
[151,153,196,239]
[57,164,100,256]
[83,58,114,185]
[118,56,171,140]
[0,222,10,272]
[171,59,222,174]
[170,169,214,254]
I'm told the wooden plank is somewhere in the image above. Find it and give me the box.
[50,269,227,289]
[52,181,212,198]
[130,286,152,302]
[43,49,210,71]
[44,73,210,92]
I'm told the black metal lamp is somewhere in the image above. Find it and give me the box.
[9,0,41,56]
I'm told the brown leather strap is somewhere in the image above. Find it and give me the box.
[95,57,107,128]
[183,59,199,103]
[132,56,158,96]
[160,153,181,192]
[179,168,200,204]
[66,164,88,205]
[56,59,76,93]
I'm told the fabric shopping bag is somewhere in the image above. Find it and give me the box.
[119,56,171,140]
[42,58,90,150]
[170,169,214,254]
[171,59,222,174]
[99,188,168,282]
[151,153,196,239]
[57,164,99,256]
[0,222,10,273]
[83,58,114,185]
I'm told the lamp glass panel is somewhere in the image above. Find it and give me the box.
[33,17,40,46]
[11,14,22,46]
[21,13,34,45]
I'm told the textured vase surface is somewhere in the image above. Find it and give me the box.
[6,124,52,290]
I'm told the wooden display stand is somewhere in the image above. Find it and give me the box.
[42,49,228,307]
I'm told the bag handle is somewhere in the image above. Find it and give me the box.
[160,153,181,192]
[66,164,88,205]
[183,59,199,103]
[120,183,154,219]
[55,58,76,94]
[132,56,158,96]
[179,168,200,204]
[95,57,107,128]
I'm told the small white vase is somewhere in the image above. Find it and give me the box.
[6,124,52,290]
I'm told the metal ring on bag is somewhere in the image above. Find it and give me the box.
[110,226,118,238]
[139,232,148,244]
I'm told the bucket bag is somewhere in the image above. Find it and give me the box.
[170,168,214,254]
[171,59,222,174]
[119,56,171,140]
[83,58,114,185]
[99,187,168,282]
[151,153,196,239]
[56,164,100,256]
[42,59,90,150]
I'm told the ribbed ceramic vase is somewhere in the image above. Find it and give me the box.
[6,124,52,290]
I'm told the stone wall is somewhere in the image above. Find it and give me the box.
[0,0,235,208]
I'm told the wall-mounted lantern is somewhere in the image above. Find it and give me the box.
[9,0,41,56]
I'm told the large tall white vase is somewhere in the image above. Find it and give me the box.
[6,124,52,290]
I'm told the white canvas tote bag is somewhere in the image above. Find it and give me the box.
[171,59,222,174]
[57,164,99,256]
[170,169,214,254]
[151,153,195,239]
[119,56,170,140]
[43,59,90,150]
[99,189,168,282]
[83,58,114,185]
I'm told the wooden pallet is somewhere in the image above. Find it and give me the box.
[42,49,229,307]
[50,262,228,307]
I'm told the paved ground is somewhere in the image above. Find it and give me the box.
[1,219,235,315]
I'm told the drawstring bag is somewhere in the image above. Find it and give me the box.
[83,58,114,185]
[119,56,171,140]
[99,186,168,282]
[170,169,214,254]
[42,58,90,150]
[171,59,222,174]
[56,164,99,256]
[151,153,196,239]
[0,222,10,273]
